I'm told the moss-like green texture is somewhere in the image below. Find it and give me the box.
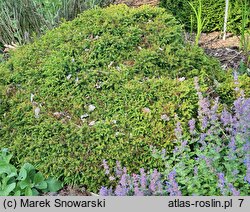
[0,5,249,191]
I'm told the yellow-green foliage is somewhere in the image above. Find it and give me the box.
[0,5,249,191]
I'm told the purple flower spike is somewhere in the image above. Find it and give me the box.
[210,97,219,122]
[228,183,240,196]
[167,170,182,196]
[220,108,232,127]
[181,140,188,148]
[133,174,144,196]
[115,161,123,177]
[140,168,147,190]
[194,77,200,91]
[99,187,109,196]
[233,71,238,82]
[120,173,127,188]
[174,121,182,139]
[201,116,208,130]
[149,169,160,193]
[99,187,113,196]
[243,156,250,184]
[102,159,110,175]
[199,133,207,151]
[115,185,127,196]
[199,98,210,117]
[228,137,237,160]
[217,173,226,195]
[188,119,196,134]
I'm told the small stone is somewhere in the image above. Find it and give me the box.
[81,113,89,119]
[88,104,96,112]
[108,61,114,68]
[109,176,115,181]
[66,74,72,80]
[30,93,34,102]
[111,120,117,124]
[34,107,40,119]
[95,82,101,89]
[53,112,63,119]
[178,77,186,82]
[48,192,58,196]
[142,107,150,113]
[161,114,170,121]
[89,121,95,126]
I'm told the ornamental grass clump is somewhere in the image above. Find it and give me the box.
[0,0,112,46]
[100,76,250,196]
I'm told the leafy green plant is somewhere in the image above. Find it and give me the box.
[188,0,206,46]
[238,61,250,76]
[0,148,62,196]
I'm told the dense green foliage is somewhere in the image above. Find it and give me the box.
[0,5,249,192]
[160,0,250,33]
[0,0,112,46]
[0,149,62,196]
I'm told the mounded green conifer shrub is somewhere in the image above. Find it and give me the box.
[0,4,249,191]
[160,0,249,33]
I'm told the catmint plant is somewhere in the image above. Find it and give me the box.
[153,77,250,195]
[99,77,250,196]
[99,160,181,196]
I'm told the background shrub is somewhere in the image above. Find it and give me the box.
[0,0,113,47]
[0,5,249,192]
[160,0,250,33]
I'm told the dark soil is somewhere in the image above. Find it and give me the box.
[203,47,248,70]
[183,31,249,70]
[42,185,95,196]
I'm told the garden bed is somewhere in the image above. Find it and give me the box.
[0,1,249,196]
[187,31,250,70]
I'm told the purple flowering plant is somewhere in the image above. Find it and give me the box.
[99,75,250,196]
[99,160,178,196]
[152,76,250,195]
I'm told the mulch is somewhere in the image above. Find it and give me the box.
[185,31,249,70]
[42,185,94,196]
